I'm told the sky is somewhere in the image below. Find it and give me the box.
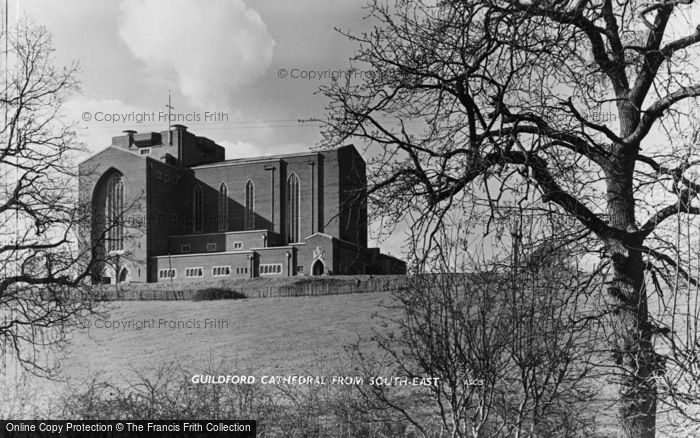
[8,0,408,254]
[14,0,371,156]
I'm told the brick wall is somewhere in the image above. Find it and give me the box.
[337,145,368,247]
[168,230,273,254]
[79,147,150,282]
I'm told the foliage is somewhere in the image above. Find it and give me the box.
[191,287,247,301]
[58,361,414,438]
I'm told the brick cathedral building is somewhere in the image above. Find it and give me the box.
[78,125,405,284]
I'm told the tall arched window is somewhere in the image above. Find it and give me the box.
[286,173,300,243]
[106,174,124,252]
[193,186,203,233]
[218,183,228,232]
[244,180,255,230]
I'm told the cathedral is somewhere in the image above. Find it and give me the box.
[78,125,405,284]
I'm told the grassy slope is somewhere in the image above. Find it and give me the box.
[62,292,398,381]
[58,292,621,435]
[1,292,398,418]
[2,290,630,435]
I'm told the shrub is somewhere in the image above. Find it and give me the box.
[191,288,246,301]
[56,361,413,437]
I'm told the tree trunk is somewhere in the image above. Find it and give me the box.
[607,155,658,438]
[609,246,657,438]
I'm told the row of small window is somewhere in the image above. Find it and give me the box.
[179,242,244,253]
[158,265,253,279]
[260,264,282,275]
[153,168,179,184]
[212,266,230,277]
[159,268,176,279]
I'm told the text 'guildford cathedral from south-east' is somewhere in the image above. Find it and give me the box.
[78,125,405,284]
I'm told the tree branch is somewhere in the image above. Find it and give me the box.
[640,190,700,237]
[624,85,700,145]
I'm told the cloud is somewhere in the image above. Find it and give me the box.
[63,98,152,156]
[219,140,261,160]
[218,139,309,160]
[118,0,275,110]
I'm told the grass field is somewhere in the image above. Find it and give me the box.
[3,289,692,436]
[61,292,397,383]
[1,292,400,417]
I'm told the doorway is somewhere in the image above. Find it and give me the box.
[312,260,324,276]
[118,267,129,283]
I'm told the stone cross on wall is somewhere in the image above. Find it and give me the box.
[313,246,325,262]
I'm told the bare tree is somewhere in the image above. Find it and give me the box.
[0,21,103,375]
[348,215,605,437]
[321,0,700,436]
